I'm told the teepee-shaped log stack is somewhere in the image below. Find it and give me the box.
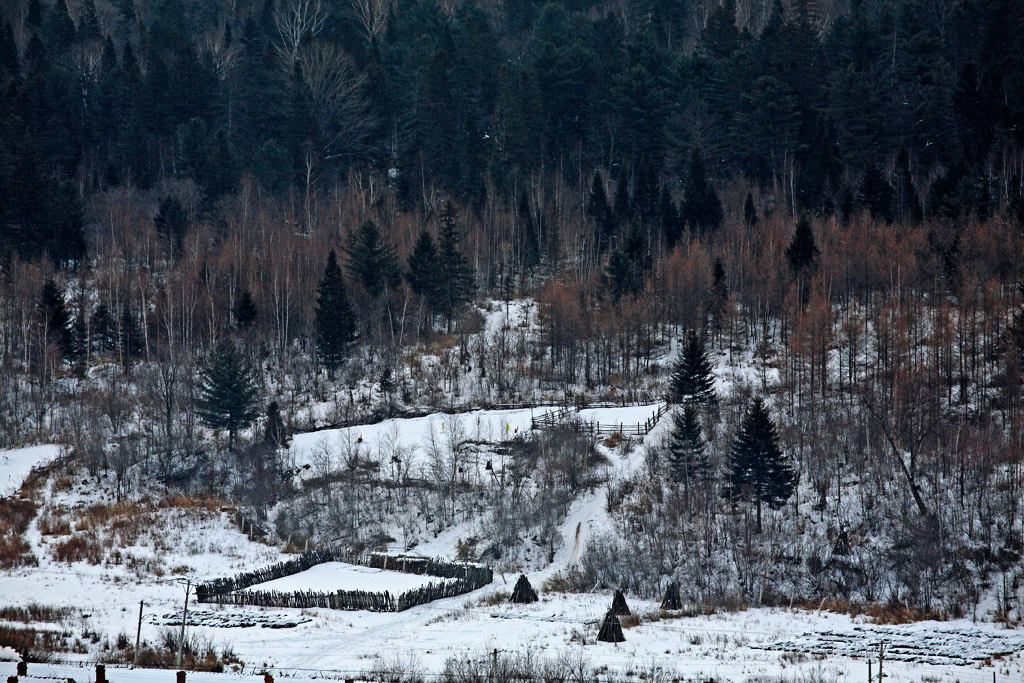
[610,588,631,616]
[597,609,625,642]
[509,574,538,604]
[660,581,682,610]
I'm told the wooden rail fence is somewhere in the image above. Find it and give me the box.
[531,403,669,438]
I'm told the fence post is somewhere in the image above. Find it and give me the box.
[264,674,274,683]
[16,663,26,677]
[95,664,105,683]
[176,671,186,683]
[8,676,17,683]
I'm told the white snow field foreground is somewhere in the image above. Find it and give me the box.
[237,561,455,594]
[2,600,1023,682]
[0,444,62,497]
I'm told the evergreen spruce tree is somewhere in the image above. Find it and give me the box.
[40,279,73,357]
[196,339,260,451]
[45,0,76,50]
[667,330,717,407]
[786,216,818,275]
[587,171,614,251]
[681,148,723,234]
[894,149,922,224]
[660,184,681,248]
[118,304,144,365]
[724,398,795,532]
[233,288,257,330]
[516,189,541,271]
[407,229,440,311]
[859,162,893,223]
[315,250,356,375]
[709,258,729,327]
[89,303,115,353]
[602,227,646,302]
[69,311,88,367]
[666,404,708,494]
[345,220,400,298]
[77,0,101,43]
[743,192,758,227]
[154,196,188,257]
[613,172,631,224]
[435,202,476,331]
[264,400,289,447]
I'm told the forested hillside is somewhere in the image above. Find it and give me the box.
[2,0,1024,620]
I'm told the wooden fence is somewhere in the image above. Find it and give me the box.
[583,404,670,437]
[531,403,669,438]
[195,550,335,600]
[195,550,492,613]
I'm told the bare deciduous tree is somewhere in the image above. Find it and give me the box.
[274,0,327,71]
[351,0,390,41]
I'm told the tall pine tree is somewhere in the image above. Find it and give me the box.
[724,398,795,532]
[435,202,476,331]
[196,339,260,451]
[345,220,400,298]
[666,404,708,496]
[315,250,356,374]
[667,330,717,407]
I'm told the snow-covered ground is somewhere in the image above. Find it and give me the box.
[238,562,454,594]
[0,444,62,497]
[288,403,665,477]
[289,407,545,475]
[2,598,1020,682]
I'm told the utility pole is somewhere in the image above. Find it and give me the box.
[133,600,145,668]
[176,579,192,669]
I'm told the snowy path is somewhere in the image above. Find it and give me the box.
[0,444,62,497]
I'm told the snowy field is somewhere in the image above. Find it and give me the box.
[289,403,666,477]
[2,599,1022,682]
[237,562,454,594]
[0,444,62,497]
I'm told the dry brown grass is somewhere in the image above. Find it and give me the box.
[42,494,232,566]
[0,498,38,569]
[0,604,75,623]
[102,629,243,672]
[0,624,82,661]
[52,532,104,564]
[801,597,949,624]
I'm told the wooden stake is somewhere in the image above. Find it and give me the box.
[176,580,191,669]
[133,600,145,667]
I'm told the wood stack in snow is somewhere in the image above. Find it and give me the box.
[610,589,630,615]
[660,581,682,610]
[597,610,625,642]
[509,574,538,603]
